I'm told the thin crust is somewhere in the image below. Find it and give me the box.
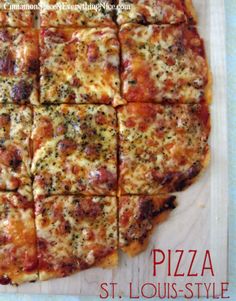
[95,251,118,268]
[119,195,177,256]
[184,0,198,24]
[205,69,213,104]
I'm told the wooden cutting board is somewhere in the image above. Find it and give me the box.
[0,0,228,297]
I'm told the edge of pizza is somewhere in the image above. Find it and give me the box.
[0,189,38,285]
[35,195,118,281]
[119,195,177,256]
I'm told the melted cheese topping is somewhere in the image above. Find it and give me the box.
[117,0,195,25]
[31,105,117,197]
[0,105,32,193]
[0,0,34,27]
[40,0,115,28]
[0,191,37,285]
[35,195,117,280]
[0,76,38,105]
[118,103,210,194]
[0,104,32,141]
[0,28,39,104]
[0,28,39,75]
[119,24,208,104]
[40,27,122,106]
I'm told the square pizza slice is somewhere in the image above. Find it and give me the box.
[0,189,38,285]
[40,28,122,106]
[35,195,117,281]
[118,103,210,195]
[119,24,211,104]
[0,28,39,105]
[0,104,32,194]
[0,0,36,27]
[117,0,197,25]
[40,0,115,28]
[31,105,117,197]
[119,195,176,256]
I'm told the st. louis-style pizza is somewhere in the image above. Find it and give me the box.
[119,24,211,104]
[40,0,115,28]
[35,195,117,280]
[40,27,122,106]
[118,103,210,195]
[117,0,197,25]
[0,0,212,287]
[0,0,35,27]
[0,28,39,104]
[0,190,38,285]
[31,105,117,197]
[0,104,32,195]
[119,195,176,256]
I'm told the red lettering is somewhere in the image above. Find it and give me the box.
[100,283,109,299]
[212,283,220,299]
[203,283,211,298]
[174,250,184,277]
[187,250,198,276]
[221,282,230,299]
[168,249,171,276]
[110,283,118,298]
[184,283,194,299]
[141,283,157,298]
[201,250,214,276]
[153,249,165,277]
[129,282,139,299]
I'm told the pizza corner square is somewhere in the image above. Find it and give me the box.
[119,23,209,104]
[35,195,118,281]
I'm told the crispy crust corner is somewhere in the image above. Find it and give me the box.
[96,251,118,268]
[120,207,175,257]
[183,147,211,191]
[185,0,198,24]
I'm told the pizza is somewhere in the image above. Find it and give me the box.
[0,28,39,104]
[0,190,38,285]
[40,0,115,28]
[118,103,210,195]
[117,0,197,25]
[40,27,122,106]
[31,104,117,197]
[0,0,212,286]
[35,195,117,280]
[0,104,32,195]
[119,23,212,104]
[0,0,35,27]
[119,195,176,256]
